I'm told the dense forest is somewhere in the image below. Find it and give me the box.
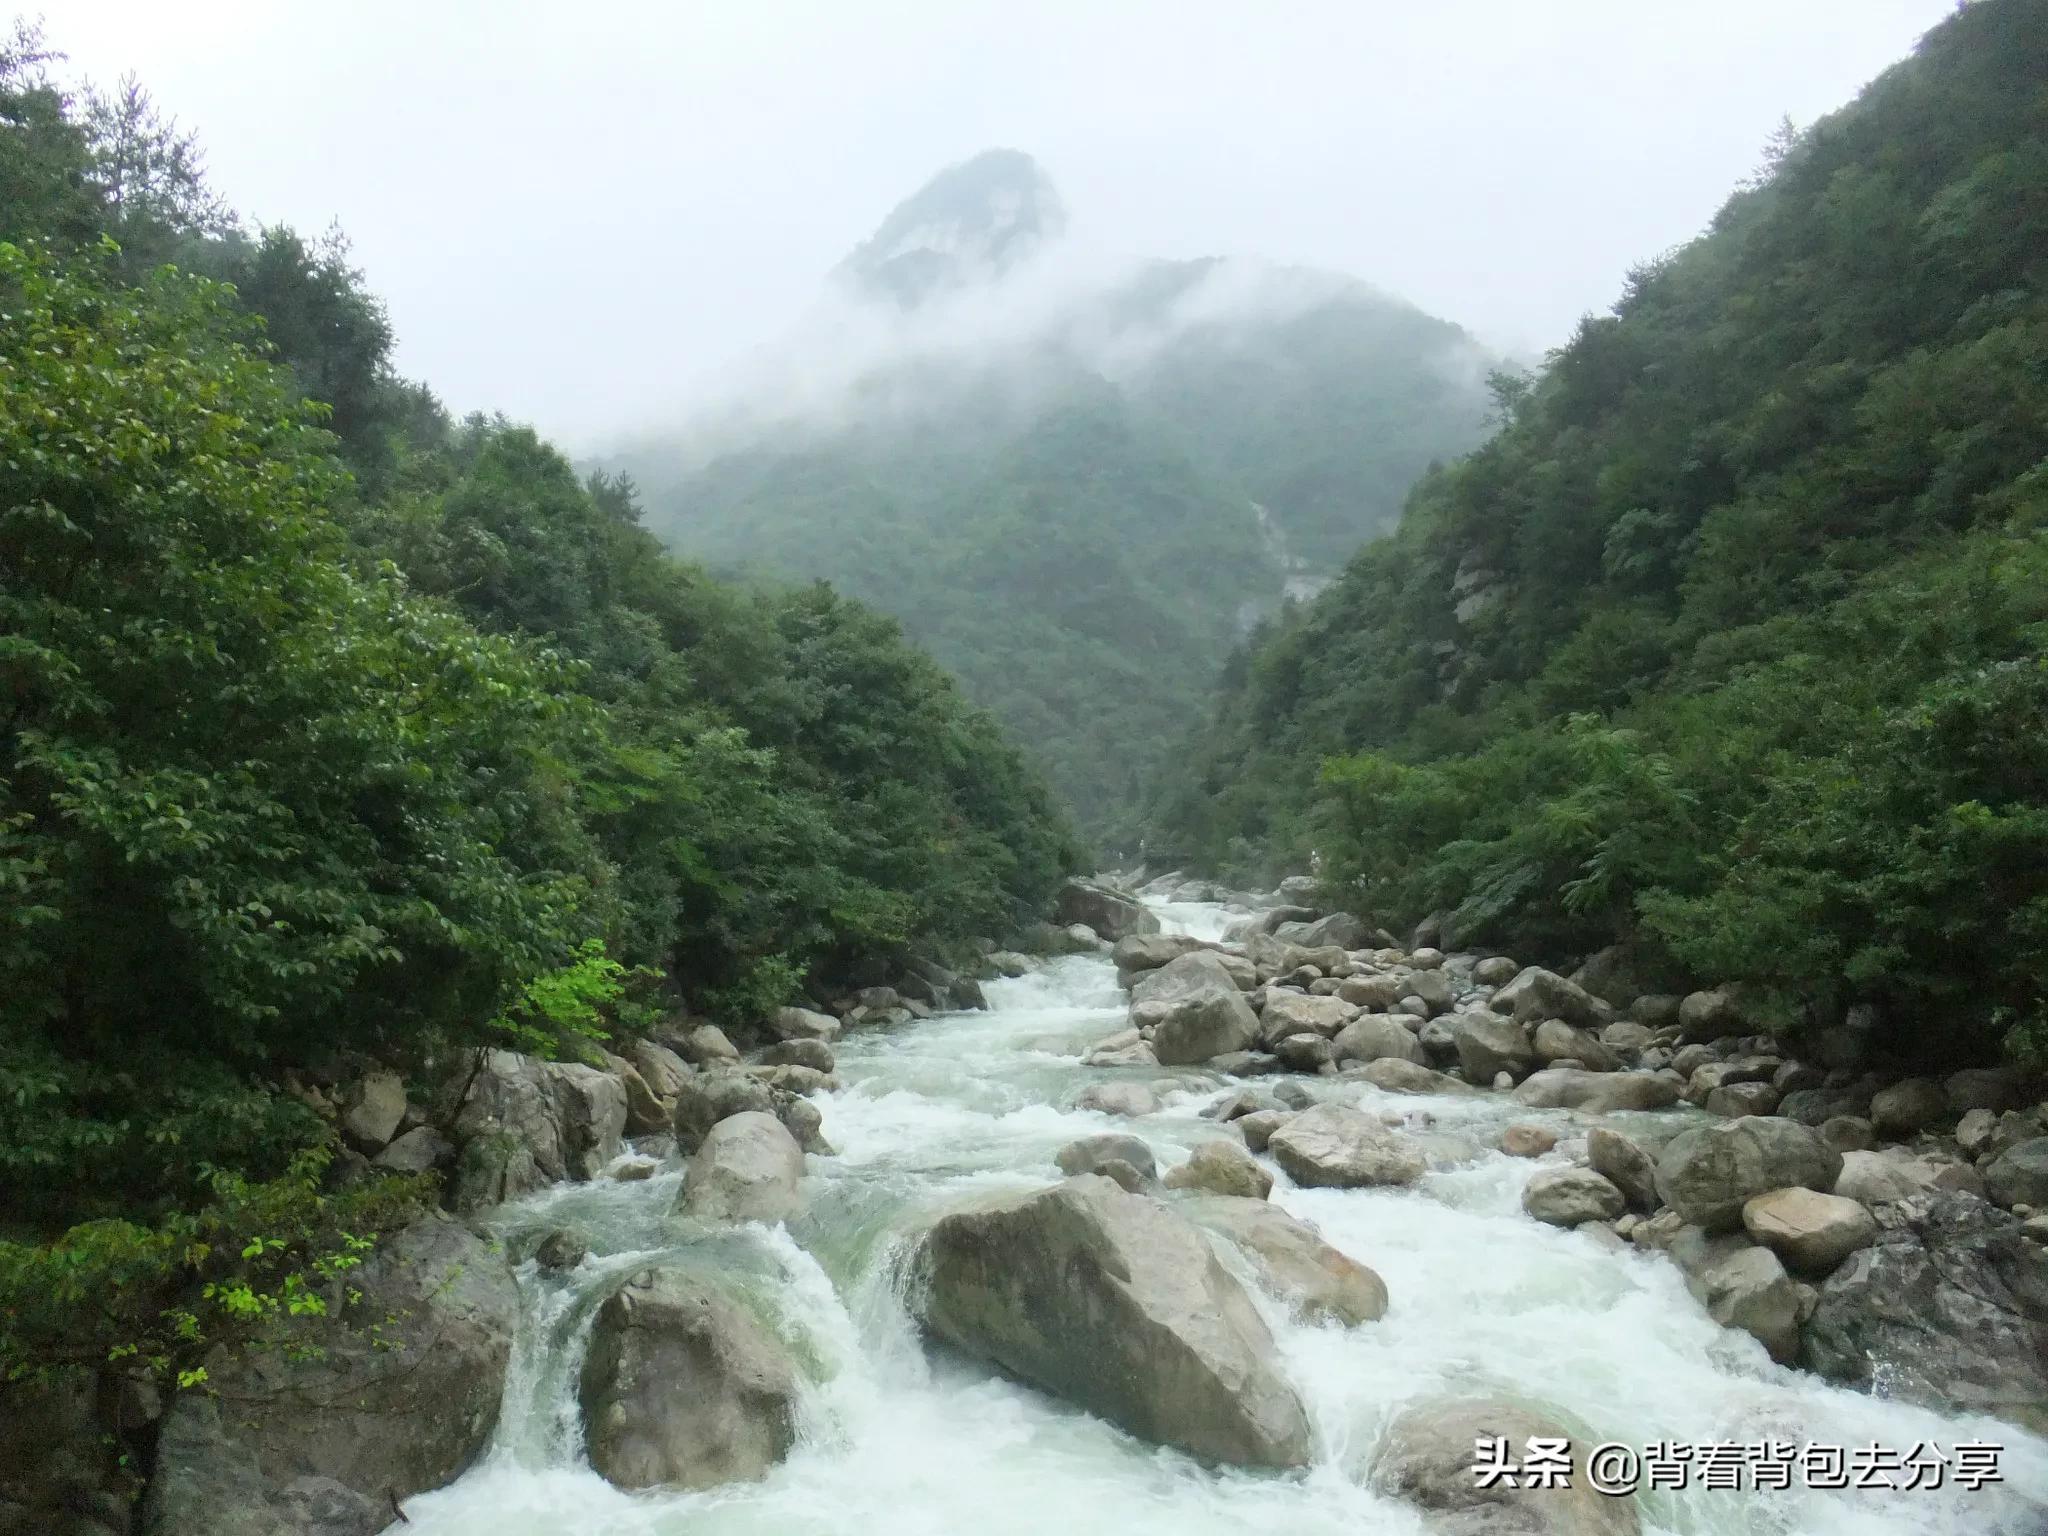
[0,22,1074,1374]
[610,151,1493,841]
[1150,0,2048,1063]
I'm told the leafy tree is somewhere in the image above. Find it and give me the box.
[1150,0,2048,1064]
[0,243,606,1218]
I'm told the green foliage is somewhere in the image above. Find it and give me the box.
[0,1143,427,1388]
[489,938,631,1057]
[1153,0,2048,1062]
[0,241,606,1219]
[2,49,1075,1264]
[615,261,1491,843]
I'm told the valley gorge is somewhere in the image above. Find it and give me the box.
[6,4,2047,1535]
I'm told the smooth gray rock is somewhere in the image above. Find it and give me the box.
[1135,952,1262,1065]
[1833,1148,1977,1206]
[1677,985,1745,1043]
[1531,1019,1621,1072]
[1165,1139,1274,1200]
[1512,1068,1681,1114]
[1946,1067,2028,1114]
[142,1218,517,1536]
[764,1007,839,1044]
[1655,1117,1843,1232]
[917,1176,1311,1467]
[1076,1082,1161,1118]
[1180,1195,1388,1326]
[1337,973,1406,1010]
[1332,1013,1424,1066]
[1111,932,1205,980]
[1870,1077,1949,1138]
[671,1068,777,1152]
[447,1050,628,1207]
[1267,1103,1424,1189]
[1691,1243,1804,1363]
[1522,1167,1626,1227]
[680,1112,805,1224]
[1053,880,1159,941]
[371,1124,453,1175]
[1492,967,1612,1029]
[1257,990,1355,1047]
[1348,1058,1481,1097]
[1587,1128,1659,1212]
[1741,1187,1878,1275]
[339,1071,406,1153]
[1985,1138,2048,1211]
[1371,1397,1641,1536]
[1055,1133,1160,1192]
[579,1269,797,1491]
[1448,1013,1536,1082]
[758,1038,835,1073]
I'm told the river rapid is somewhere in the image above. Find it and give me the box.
[391,899,2048,1536]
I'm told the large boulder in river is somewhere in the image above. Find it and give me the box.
[1053,879,1159,941]
[1112,932,1204,981]
[1257,990,1355,1047]
[1512,1068,1680,1114]
[142,1217,518,1536]
[447,1050,628,1209]
[1491,967,1612,1029]
[578,1268,798,1491]
[1180,1195,1388,1326]
[680,1111,805,1224]
[1869,1076,1949,1138]
[1803,1192,2048,1432]
[1267,1103,1425,1189]
[1135,952,1261,1065]
[1446,1013,1536,1082]
[1332,1013,1424,1066]
[1587,1127,1660,1211]
[1530,1020,1621,1073]
[1740,1187,1878,1275]
[765,1006,839,1044]
[1273,911,1368,950]
[1165,1139,1273,1200]
[1676,985,1747,1043]
[1670,1234,1805,1363]
[1522,1167,1626,1228]
[671,1067,778,1150]
[1055,1133,1159,1192]
[917,1175,1312,1467]
[1349,1058,1480,1097]
[1984,1137,2048,1211]
[1370,1396,1640,1536]
[1655,1116,1843,1232]
[1832,1147,1979,1206]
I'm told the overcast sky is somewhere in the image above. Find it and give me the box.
[55,0,1957,444]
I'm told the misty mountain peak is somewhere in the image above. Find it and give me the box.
[838,148,1066,308]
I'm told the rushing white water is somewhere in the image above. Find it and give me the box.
[391,903,2048,1536]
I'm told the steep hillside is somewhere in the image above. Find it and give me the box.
[1151,0,2048,1062]
[613,152,1493,838]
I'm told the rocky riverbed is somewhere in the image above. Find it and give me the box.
[35,881,2048,1536]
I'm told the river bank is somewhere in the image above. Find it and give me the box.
[379,892,2046,1536]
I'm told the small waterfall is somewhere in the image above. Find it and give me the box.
[389,898,2048,1536]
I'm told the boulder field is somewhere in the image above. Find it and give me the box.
[1080,872,2048,1430]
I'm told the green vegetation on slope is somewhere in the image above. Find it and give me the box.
[0,25,1074,1376]
[1152,0,2048,1063]
[623,236,1490,842]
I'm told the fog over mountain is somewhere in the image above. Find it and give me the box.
[603,149,1496,836]
[58,0,1958,443]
